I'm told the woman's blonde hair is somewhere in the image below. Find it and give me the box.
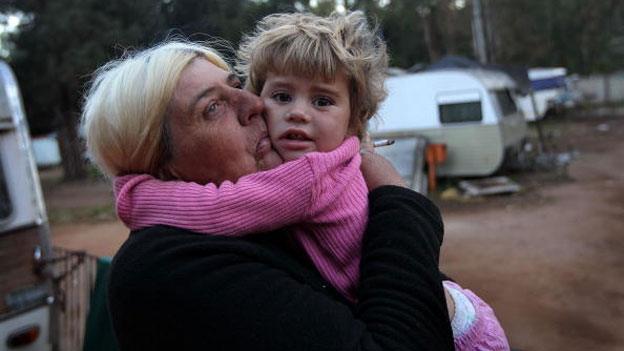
[237,11,388,138]
[81,41,229,178]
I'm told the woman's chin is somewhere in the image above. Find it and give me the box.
[257,149,283,171]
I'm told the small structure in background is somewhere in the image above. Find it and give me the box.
[32,133,61,168]
[458,176,521,197]
[516,67,582,121]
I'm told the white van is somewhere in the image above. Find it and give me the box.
[0,61,54,350]
[370,69,527,177]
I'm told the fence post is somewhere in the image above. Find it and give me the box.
[604,73,611,104]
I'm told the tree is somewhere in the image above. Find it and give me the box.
[8,0,166,180]
[160,0,303,61]
[487,0,624,74]
[355,0,473,68]
[3,0,620,182]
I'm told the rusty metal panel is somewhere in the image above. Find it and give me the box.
[0,226,45,316]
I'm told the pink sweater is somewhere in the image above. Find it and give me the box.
[114,136,510,350]
[115,137,366,300]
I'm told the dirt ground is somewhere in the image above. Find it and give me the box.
[44,114,624,351]
[437,115,624,350]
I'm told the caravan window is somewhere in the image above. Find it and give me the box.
[438,101,483,124]
[0,154,12,220]
[494,90,518,116]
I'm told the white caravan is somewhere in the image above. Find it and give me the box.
[370,69,527,177]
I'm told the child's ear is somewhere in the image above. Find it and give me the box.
[346,123,359,138]
[347,117,367,139]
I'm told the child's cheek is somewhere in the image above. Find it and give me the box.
[262,102,281,141]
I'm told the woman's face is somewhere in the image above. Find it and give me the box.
[165,58,282,185]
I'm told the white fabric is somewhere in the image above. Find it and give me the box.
[445,282,477,337]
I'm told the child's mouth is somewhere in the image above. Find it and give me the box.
[280,129,313,142]
[278,129,314,152]
[285,133,311,141]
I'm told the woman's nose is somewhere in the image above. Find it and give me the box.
[237,89,264,126]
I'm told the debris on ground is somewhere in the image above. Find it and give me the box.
[440,187,461,200]
[596,123,610,132]
[458,176,521,197]
[533,150,578,171]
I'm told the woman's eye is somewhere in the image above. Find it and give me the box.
[313,97,334,107]
[204,101,222,118]
[272,92,291,103]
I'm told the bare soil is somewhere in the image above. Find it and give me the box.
[41,169,127,257]
[44,115,624,351]
[438,115,624,351]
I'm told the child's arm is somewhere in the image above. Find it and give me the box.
[115,137,361,236]
[443,281,510,350]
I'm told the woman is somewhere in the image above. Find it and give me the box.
[82,41,453,350]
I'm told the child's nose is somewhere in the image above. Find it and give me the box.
[285,109,311,123]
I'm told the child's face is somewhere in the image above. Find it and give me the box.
[260,71,351,162]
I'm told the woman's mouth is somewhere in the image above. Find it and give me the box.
[256,134,272,158]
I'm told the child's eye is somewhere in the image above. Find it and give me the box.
[272,92,291,103]
[313,96,334,107]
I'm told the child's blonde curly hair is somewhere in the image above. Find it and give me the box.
[237,11,388,138]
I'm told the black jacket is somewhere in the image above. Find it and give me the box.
[108,186,454,350]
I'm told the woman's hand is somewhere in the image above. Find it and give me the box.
[360,134,406,191]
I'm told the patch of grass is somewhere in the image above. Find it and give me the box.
[48,203,116,224]
[86,163,108,181]
[578,100,624,109]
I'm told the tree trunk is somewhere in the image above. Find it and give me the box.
[439,0,457,55]
[471,0,488,63]
[420,6,445,62]
[56,86,86,181]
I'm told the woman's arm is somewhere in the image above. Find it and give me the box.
[358,186,452,349]
[108,186,454,351]
[115,137,361,235]
[361,148,455,316]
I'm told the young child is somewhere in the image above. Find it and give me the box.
[114,11,509,350]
